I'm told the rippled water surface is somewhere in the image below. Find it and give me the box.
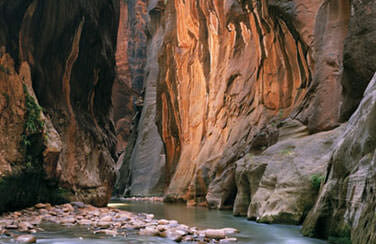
[1,200,327,244]
[113,200,327,244]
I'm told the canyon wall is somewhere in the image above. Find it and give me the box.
[119,0,350,203]
[0,0,119,206]
[118,0,376,241]
[302,1,376,243]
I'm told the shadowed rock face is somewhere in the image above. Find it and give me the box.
[113,0,133,154]
[300,2,376,242]
[340,0,376,120]
[302,74,376,243]
[114,0,163,197]
[0,0,119,206]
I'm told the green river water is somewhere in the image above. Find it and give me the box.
[1,200,327,244]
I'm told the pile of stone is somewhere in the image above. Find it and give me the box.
[0,202,238,243]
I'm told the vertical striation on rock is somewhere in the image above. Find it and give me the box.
[233,120,344,224]
[117,0,354,206]
[0,0,120,207]
[134,0,349,205]
[301,2,376,242]
[114,0,154,197]
[302,73,376,243]
[340,0,376,120]
[112,0,376,241]
[128,0,148,92]
[294,0,350,132]
[113,0,134,154]
[126,0,168,196]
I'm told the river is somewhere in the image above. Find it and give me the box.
[1,200,327,244]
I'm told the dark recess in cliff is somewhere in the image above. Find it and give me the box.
[0,0,120,207]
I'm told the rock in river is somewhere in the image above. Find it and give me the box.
[15,234,36,243]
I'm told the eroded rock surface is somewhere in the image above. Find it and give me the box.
[302,74,376,243]
[121,0,350,205]
[232,120,344,224]
[340,0,376,120]
[0,0,119,206]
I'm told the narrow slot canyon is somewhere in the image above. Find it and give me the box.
[0,0,376,243]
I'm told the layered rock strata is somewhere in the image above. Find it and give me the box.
[0,0,119,206]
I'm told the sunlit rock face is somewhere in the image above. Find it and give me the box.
[128,0,349,204]
[0,0,119,206]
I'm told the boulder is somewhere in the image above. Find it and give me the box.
[99,215,113,222]
[219,238,237,243]
[71,202,85,208]
[15,234,36,243]
[234,120,345,224]
[164,229,186,242]
[203,229,226,239]
[139,227,159,236]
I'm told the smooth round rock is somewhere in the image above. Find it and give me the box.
[219,238,238,243]
[204,229,226,239]
[15,234,37,243]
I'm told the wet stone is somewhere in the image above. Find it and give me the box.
[99,215,112,222]
[35,203,50,209]
[5,224,18,229]
[15,234,37,243]
[71,202,85,208]
[219,237,238,243]
[0,203,239,243]
[139,227,159,236]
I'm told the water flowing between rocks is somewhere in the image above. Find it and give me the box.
[1,200,327,244]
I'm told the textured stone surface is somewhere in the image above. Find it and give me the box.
[115,0,353,202]
[128,1,167,196]
[295,0,350,132]
[115,0,163,197]
[302,74,376,243]
[113,0,134,154]
[0,53,29,175]
[0,0,119,206]
[233,120,344,224]
[340,0,376,120]
[134,0,349,204]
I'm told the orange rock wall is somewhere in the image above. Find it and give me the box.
[113,0,134,154]
[135,0,351,203]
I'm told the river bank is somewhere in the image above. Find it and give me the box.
[0,202,238,243]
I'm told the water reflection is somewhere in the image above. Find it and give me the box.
[0,200,328,244]
[112,199,328,244]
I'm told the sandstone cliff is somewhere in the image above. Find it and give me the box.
[116,0,376,242]
[302,73,376,243]
[301,1,376,242]
[0,0,119,207]
[118,0,350,202]
[1,0,375,243]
